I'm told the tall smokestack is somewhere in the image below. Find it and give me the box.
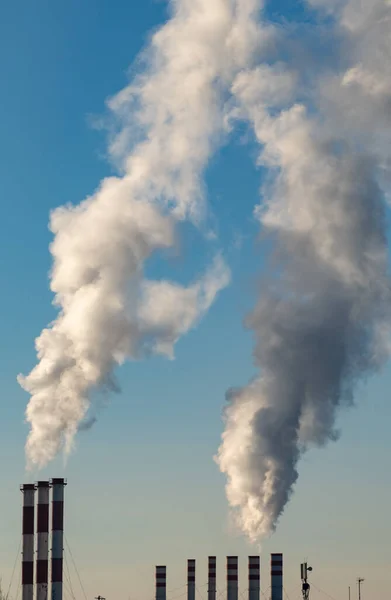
[271,554,283,600]
[155,566,167,600]
[227,557,238,600]
[50,478,66,600]
[21,484,35,600]
[208,557,216,600]
[187,560,196,600]
[249,556,260,600]
[36,482,50,600]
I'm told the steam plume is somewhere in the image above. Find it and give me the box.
[18,0,259,468]
[19,0,277,469]
[217,0,391,540]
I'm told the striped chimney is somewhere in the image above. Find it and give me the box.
[155,566,167,600]
[249,556,260,600]
[227,557,238,600]
[208,557,216,600]
[50,478,66,600]
[21,484,35,600]
[36,482,50,600]
[271,553,283,600]
[187,560,196,600]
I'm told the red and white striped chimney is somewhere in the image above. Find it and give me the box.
[271,554,283,600]
[187,560,196,600]
[50,478,66,600]
[227,557,238,600]
[36,482,50,600]
[208,557,216,600]
[155,566,167,600]
[21,484,35,600]
[248,556,260,600]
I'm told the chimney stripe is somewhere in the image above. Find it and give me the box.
[249,555,260,600]
[21,483,35,600]
[208,557,216,600]
[156,567,167,600]
[50,478,66,600]
[227,557,238,600]
[36,481,49,600]
[271,554,283,600]
[188,560,196,600]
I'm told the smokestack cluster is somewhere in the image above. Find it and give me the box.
[21,479,67,600]
[155,555,279,600]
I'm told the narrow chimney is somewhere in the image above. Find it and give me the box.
[187,560,196,600]
[50,478,67,600]
[36,482,50,600]
[249,556,260,600]
[21,484,35,600]
[227,557,238,600]
[155,566,167,600]
[208,557,216,600]
[271,553,283,600]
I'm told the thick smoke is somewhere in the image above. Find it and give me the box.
[19,0,391,542]
[18,0,253,469]
[18,0,274,469]
[217,0,391,541]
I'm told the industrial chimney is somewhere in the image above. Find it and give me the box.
[187,560,196,600]
[249,556,260,600]
[156,566,167,600]
[50,478,66,600]
[36,482,50,600]
[271,554,283,600]
[21,484,35,600]
[208,557,216,600]
[227,557,238,600]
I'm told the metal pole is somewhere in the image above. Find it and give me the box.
[357,577,364,600]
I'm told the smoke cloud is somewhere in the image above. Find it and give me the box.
[216,0,391,541]
[18,0,391,543]
[19,0,274,470]
[19,0,258,469]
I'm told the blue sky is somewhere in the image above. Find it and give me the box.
[1,1,390,600]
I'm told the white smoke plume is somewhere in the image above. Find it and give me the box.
[19,0,281,470]
[18,0,265,469]
[217,0,391,541]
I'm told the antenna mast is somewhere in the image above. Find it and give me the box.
[300,562,313,600]
[357,578,364,600]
